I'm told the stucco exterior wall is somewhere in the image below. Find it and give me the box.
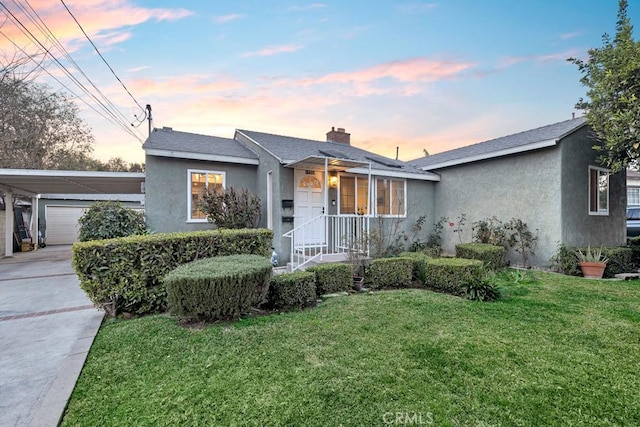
[560,127,626,247]
[432,147,562,267]
[144,154,258,233]
[0,210,5,256]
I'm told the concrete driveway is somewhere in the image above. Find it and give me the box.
[0,245,104,427]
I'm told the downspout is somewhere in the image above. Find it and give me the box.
[367,162,372,257]
[4,191,13,257]
[324,157,329,258]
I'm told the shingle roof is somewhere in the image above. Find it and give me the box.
[237,129,426,175]
[143,127,259,160]
[409,117,588,170]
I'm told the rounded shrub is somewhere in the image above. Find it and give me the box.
[398,252,431,284]
[306,263,352,296]
[164,254,272,321]
[368,257,413,289]
[426,258,485,296]
[455,243,506,271]
[78,200,147,242]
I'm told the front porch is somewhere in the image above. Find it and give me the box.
[283,214,370,271]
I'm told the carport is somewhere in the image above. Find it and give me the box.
[0,168,145,257]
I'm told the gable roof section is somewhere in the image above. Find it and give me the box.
[237,129,439,181]
[409,117,587,171]
[143,127,259,165]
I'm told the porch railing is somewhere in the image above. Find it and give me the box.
[283,215,370,272]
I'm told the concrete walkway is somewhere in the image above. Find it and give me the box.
[0,245,104,427]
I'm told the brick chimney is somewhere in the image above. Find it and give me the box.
[326,127,350,144]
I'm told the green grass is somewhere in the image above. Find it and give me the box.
[62,271,640,426]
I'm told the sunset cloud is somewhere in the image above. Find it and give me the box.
[241,44,304,57]
[214,14,244,24]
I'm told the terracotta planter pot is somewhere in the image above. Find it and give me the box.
[578,262,607,279]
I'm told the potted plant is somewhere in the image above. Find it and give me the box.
[575,245,609,279]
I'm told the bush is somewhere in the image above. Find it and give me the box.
[426,258,485,296]
[306,263,352,296]
[165,255,272,321]
[472,216,507,247]
[398,251,430,284]
[200,186,261,229]
[550,244,634,278]
[78,201,147,242]
[266,272,316,309]
[628,237,640,267]
[368,257,413,289]
[455,243,506,271]
[462,272,501,301]
[72,228,273,316]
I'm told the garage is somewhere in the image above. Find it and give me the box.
[45,206,88,245]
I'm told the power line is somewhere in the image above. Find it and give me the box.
[59,0,146,116]
[0,1,145,142]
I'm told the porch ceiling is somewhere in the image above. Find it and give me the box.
[284,155,369,171]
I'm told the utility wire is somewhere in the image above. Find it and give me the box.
[0,1,143,141]
[59,0,146,116]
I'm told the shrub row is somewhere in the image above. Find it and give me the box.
[306,263,352,296]
[455,243,506,271]
[72,228,273,316]
[267,271,317,309]
[425,258,485,296]
[368,257,413,289]
[165,255,272,321]
[398,252,430,284]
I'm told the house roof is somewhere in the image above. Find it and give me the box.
[143,127,259,165]
[409,117,588,170]
[237,129,440,181]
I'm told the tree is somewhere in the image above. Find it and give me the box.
[569,0,640,173]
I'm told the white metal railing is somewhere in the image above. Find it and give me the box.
[283,215,370,272]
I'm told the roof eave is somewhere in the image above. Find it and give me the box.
[145,148,259,165]
[346,167,440,181]
[418,138,558,171]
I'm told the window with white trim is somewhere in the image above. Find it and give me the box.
[339,175,369,215]
[188,169,225,221]
[589,166,609,215]
[628,186,640,206]
[375,178,405,217]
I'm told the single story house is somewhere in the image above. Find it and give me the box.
[143,117,626,268]
[409,117,626,265]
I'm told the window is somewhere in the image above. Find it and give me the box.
[589,167,609,215]
[339,175,369,215]
[188,169,225,221]
[628,187,640,206]
[376,178,405,217]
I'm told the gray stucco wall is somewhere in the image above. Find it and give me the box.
[432,147,563,267]
[144,154,258,233]
[560,127,626,247]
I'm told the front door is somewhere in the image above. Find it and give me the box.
[294,169,325,246]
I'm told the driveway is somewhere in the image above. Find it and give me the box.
[0,245,104,427]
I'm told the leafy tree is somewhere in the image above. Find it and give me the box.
[200,187,261,229]
[568,0,640,173]
[0,72,95,169]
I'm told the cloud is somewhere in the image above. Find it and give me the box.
[499,49,580,68]
[397,3,437,14]
[560,31,582,40]
[241,44,304,57]
[126,65,149,73]
[289,3,327,11]
[128,74,245,98]
[214,14,244,24]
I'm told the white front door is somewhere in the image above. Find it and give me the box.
[294,169,325,246]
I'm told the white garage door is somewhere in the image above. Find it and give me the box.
[45,206,88,245]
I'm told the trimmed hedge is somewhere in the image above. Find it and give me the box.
[72,228,273,316]
[267,272,317,309]
[425,258,485,296]
[398,252,430,284]
[368,257,413,289]
[165,254,272,321]
[455,243,506,271]
[628,237,640,267]
[306,263,352,296]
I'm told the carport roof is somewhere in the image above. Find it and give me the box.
[0,169,145,197]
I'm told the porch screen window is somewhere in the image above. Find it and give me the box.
[628,187,640,206]
[189,170,224,221]
[376,178,405,216]
[589,167,609,215]
[339,176,369,215]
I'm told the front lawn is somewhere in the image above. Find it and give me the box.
[62,271,640,426]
